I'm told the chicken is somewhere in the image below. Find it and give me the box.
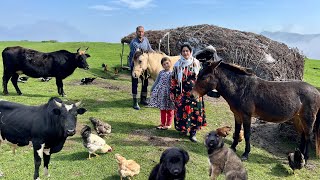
[216,126,232,137]
[80,125,112,159]
[17,76,29,83]
[115,154,140,180]
[89,117,112,137]
[0,139,18,155]
[114,67,119,75]
[102,63,108,72]
[80,77,96,85]
[39,77,52,82]
[288,148,305,173]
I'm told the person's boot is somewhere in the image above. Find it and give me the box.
[207,89,220,98]
[189,132,198,143]
[140,92,148,106]
[132,95,140,110]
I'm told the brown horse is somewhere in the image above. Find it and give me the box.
[192,60,320,161]
[132,50,180,81]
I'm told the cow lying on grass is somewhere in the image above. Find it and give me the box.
[0,97,86,180]
[1,46,91,96]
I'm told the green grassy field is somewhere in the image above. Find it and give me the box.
[0,41,319,180]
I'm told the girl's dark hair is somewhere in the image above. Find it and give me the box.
[180,43,192,53]
[161,57,171,65]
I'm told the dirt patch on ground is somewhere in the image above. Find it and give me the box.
[68,78,130,92]
[250,119,299,156]
[125,129,182,147]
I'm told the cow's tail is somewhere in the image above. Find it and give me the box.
[315,110,320,158]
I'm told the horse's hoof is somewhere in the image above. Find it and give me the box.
[230,146,236,152]
[241,154,249,161]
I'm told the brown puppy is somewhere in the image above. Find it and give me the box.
[204,131,248,180]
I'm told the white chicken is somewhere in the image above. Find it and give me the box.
[80,125,112,159]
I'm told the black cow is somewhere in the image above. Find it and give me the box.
[2,46,91,96]
[0,97,86,179]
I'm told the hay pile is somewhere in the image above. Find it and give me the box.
[121,24,305,80]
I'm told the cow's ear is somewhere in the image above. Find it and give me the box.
[77,108,87,115]
[53,108,61,115]
[85,54,90,58]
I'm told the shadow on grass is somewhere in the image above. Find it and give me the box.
[107,120,156,134]
[4,93,52,98]
[54,151,88,161]
[80,98,132,111]
[268,163,291,177]
[102,175,119,180]
[88,68,131,82]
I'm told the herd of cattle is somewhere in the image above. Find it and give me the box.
[0,46,93,179]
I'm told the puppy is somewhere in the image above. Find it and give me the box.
[149,147,189,180]
[205,131,247,180]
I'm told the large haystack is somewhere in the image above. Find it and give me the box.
[121,24,304,80]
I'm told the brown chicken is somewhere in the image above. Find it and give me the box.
[115,154,140,180]
[114,67,119,75]
[102,63,108,72]
[80,125,112,159]
[89,117,112,138]
[216,126,232,137]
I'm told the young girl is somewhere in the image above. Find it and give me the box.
[148,57,175,130]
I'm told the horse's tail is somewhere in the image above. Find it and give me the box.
[315,110,320,158]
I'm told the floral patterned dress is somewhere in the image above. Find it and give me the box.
[149,70,175,110]
[170,63,207,134]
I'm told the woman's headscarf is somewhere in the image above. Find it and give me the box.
[173,44,201,90]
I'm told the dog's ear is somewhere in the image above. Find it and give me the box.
[160,149,168,163]
[180,148,189,164]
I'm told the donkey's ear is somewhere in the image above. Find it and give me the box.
[211,60,222,68]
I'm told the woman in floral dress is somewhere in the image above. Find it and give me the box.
[170,43,207,142]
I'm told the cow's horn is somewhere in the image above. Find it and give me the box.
[54,100,63,108]
[85,47,89,51]
[75,101,81,107]
[77,47,81,53]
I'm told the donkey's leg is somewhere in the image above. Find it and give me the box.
[241,116,252,161]
[299,132,306,154]
[231,115,242,152]
[299,112,316,163]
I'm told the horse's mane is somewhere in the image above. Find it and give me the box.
[133,50,166,60]
[220,61,254,76]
